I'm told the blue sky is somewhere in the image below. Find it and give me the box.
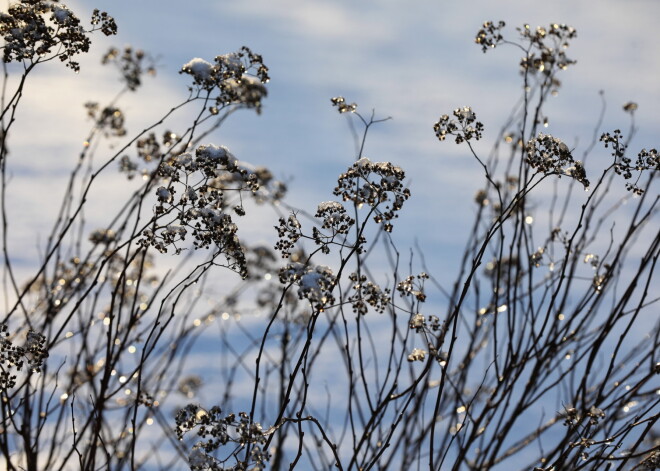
[6,0,659,287]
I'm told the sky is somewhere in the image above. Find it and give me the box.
[1,0,659,467]
[5,0,659,289]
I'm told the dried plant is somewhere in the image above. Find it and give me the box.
[0,5,657,471]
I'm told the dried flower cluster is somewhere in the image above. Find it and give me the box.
[407,311,448,368]
[433,107,484,144]
[84,104,127,137]
[333,157,410,232]
[623,101,638,113]
[136,132,162,162]
[525,133,590,188]
[90,8,117,36]
[311,201,355,253]
[407,347,427,362]
[483,255,522,290]
[477,21,576,95]
[315,201,354,235]
[101,45,155,91]
[30,256,96,318]
[0,325,48,389]
[348,273,390,315]
[517,23,577,74]
[530,246,545,268]
[475,20,506,52]
[180,47,269,113]
[0,1,116,72]
[275,213,302,259]
[601,129,659,194]
[118,130,179,179]
[88,228,116,245]
[330,96,357,113]
[139,144,267,276]
[397,272,429,303]
[175,405,270,471]
[408,313,443,333]
[279,263,336,311]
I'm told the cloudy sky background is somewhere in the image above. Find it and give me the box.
[4,0,659,287]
